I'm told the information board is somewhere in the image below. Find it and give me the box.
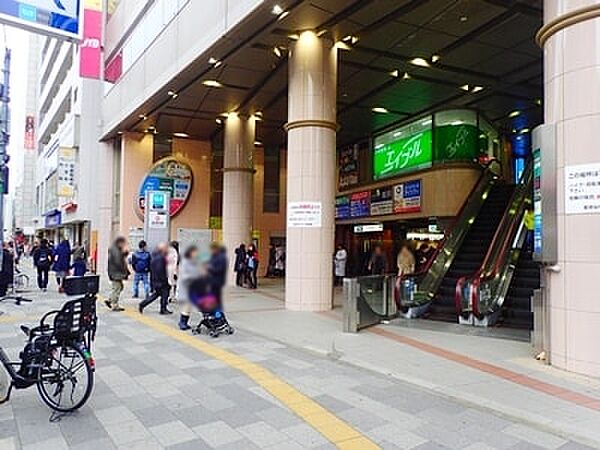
[287,202,322,228]
[0,0,83,40]
[393,180,422,213]
[370,186,393,216]
[335,196,350,219]
[350,191,370,218]
[565,163,600,214]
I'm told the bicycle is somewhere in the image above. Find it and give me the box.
[13,272,30,292]
[0,275,99,412]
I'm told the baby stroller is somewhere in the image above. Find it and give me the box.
[188,279,234,338]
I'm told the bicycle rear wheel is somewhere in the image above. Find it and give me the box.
[37,343,93,412]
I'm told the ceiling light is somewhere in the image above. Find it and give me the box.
[372,107,389,114]
[272,4,283,15]
[273,46,282,58]
[167,90,178,98]
[253,111,263,121]
[471,85,484,93]
[431,55,441,63]
[535,98,542,106]
[390,70,399,77]
[216,118,223,124]
[288,33,299,40]
[460,84,470,91]
[208,57,222,67]
[342,35,359,45]
[202,80,223,88]
[519,128,530,134]
[460,15,468,22]
[117,131,123,135]
[138,114,147,120]
[402,72,411,80]
[508,110,521,118]
[277,11,289,20]
[254,141,263,146]
[410,57,430,68]
[173,132,189,138]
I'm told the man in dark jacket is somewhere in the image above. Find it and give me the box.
[139,243,172,315]
[233,243,246,287]
[208,243,228,308]
[33,238,53,291]
[107,236,129,311]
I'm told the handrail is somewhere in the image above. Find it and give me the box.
[395,159,502,309]
[455,157,533,319]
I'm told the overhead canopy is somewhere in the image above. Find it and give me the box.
[115,0,542,147]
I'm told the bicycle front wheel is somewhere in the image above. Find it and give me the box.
[37,343,94,412]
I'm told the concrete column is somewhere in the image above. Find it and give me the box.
[222,114,255,282]
[540,1,600,376]
[285,31,337,311]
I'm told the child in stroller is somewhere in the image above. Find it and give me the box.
[188,276,234,338]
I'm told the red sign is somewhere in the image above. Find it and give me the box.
[80,9,102,79]
[24,115,35,150]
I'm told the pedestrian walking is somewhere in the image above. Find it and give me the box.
[53,238,71,292]
[71,242,87,277]
[177,245,200,330]
[167,241,179,302]
[245,244,258,289]
[33,238,52,291]
[139,243,172,315]
[0,243,14,297]
[233,243,246,287]
[334,244,348,286]
[130,240,151,299]
[106,237,129,312]
[397,244,415,277]
[208,242,228,308]
[367,245,387,275]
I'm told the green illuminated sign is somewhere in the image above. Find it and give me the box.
[373,129,433,180]
[434,124,479,162]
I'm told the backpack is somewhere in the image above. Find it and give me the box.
[133,251,151,273]
[37,248,51,268]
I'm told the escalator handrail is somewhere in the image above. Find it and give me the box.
[455,158,533,318]
[395,159,502,308]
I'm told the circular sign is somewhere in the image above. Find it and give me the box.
[137,157,193,218]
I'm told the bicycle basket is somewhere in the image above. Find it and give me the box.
[53,296,97,343]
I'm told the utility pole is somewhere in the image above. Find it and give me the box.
[0,48,11,266]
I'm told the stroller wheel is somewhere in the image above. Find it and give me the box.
[227,326,235,335]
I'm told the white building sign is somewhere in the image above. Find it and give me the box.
[287,202,322,228]
[565,163,600,215]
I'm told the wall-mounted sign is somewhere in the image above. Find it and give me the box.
[565,163,600,215]
[57,147,76,198]
[338,145,359,189]
[137,157,193,218]
[373,129,433,180]
[350,191,370,218]
[393,179,422,214]
[434,124,479,162]
[354,224,384,233]
[44,209,62,228]
[24,115,35,150]
[0,0,83,41]
[80,4,102,79]
[287,202,322,228]
[533,148,542,255]
[335,196,350,219]
[370,186,393,216]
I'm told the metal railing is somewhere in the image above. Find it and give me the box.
[343,275,397,333]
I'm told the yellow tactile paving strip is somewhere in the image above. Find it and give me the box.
[118,306,380,449]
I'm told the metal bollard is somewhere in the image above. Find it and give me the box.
[342,278,359,333]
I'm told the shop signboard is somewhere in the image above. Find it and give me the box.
[350,191,370,218]
[338,145,359,189]
[137,157,193,218]
[393,179,422,214]
[565,163,600,214]
[354,224,384,233]
[24,115,35,150]
[370,186,393,216]
[533,148,542,255]
[57,147,76,198]
[80,3,102,79]
[0,0,83,41]
[335,196,350,219]
[434,124,479,162]
[373,129,433,180]
[287,202,322,228]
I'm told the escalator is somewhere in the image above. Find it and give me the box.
[500,249,539,329]
[427,184,515,322]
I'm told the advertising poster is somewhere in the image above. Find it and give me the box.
[137,157,193,217]
[338,145,359,189]
[80,3,102,79]
[350,191,370,218]
[393,179,422,213]
[335,196,350,219]
[57,147,76,198]
[287,202,322,228]
[565,163,600,214]
[373,129,433,180]
[533,148,543,255]
[24,115,35,150]
[370,186,393,216]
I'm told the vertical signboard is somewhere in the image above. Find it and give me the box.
[144,190,170,250]
[80,1,102,79]
[24,115,35,150]
[57,147,76,198]
[532,124,557,264]
[338,145,359,189]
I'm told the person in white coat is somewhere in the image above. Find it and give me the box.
[334,244,348,286]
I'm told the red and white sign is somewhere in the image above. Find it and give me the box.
[80,8,102,79]
[287,202,322,228]
[24,115,35,150]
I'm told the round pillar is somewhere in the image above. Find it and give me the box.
[285,31,338,311]
[222,114,255,283]
[539,1,600,376]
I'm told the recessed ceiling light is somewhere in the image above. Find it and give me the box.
[519,128,530,134]
[216,118,223,124]
[402,72,411,80]
[202,80,223,88]
[273,46,282,58]
[390,69,399,77]
[173,132,189,138]
[167,90,178,98]
[471,86,484,93]
[138,114,147,120]
[272,4,283,15]
[342,35,359,45]
[208,57,222,67]
[254,141,263,146]
[372,107,389,114]
[431,55,441,63]
[535,99,542,106]
[508,110,521,118]
[117,131,123,135]
[277,10,289,20]
[460,15,468,22]
[409,57,430,68]
[460,84,470,91]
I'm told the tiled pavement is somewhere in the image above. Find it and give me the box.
[0,268,593,449]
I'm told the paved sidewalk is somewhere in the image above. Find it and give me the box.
[0,268,592,449]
